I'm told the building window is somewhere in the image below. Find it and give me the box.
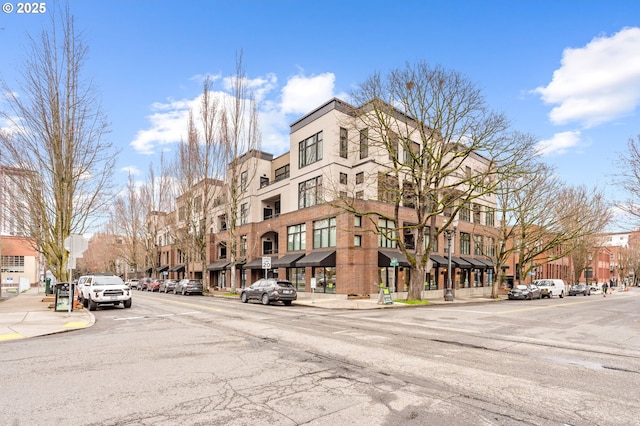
[288,267,306,292]
[240,170,248,192]
[378,173,399,204]
[359,128,368,159]
[460,232,471,255]
[356,191,364,200]
[460,203,471,222]
[313,217,336,249]
[339,127,348,159]
[298,176,323,209]
[298,131,323,168]
[1,255,25,273]
[485,207,495,227]
[473,204,481,224]
[355,172,364,184]
[240,203,248,225]
[378,218,397,248]
[404,228,415,250]
[218,242,227,259]
[287,224,306,251]
[339,172,347,185]
[486,236,495,257]
[275,164,290,182]
[354,215,362,227]
[240,235,247,257]
[219,215,227,231]
[404,141,420,166]
[354,235,362,247]
[388,131,398,161]
[402,180,415,208]
[474,234,483,256]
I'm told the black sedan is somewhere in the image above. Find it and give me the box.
[569,283,591,296]
[508,284,542,300]
[240,279,297,305]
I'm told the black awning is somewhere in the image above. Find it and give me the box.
[157,265,169,272]
[378,250,410,267]
[169,264,185,272]
[475,258,495,268]
[271,253,304,268]
[296,251,336,267]
[429,255,450,267]
[461,257,487,268]
[207,261,230,271]
[243,256,277,269]
[450,256,471,268]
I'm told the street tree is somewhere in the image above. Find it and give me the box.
[140,156,173,278]
[339,61,535,300]
[218,52,261,290]
[616,134,640,225]
[0,7,118,281]
[170,77,224,289]
[105,172,147,279]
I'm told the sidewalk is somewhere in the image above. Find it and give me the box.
[0,287,94,342]
[0,286,499,342]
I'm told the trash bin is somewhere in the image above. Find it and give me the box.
[54,282,74,312]
[45,277,51,294]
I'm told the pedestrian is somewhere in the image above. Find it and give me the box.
[602,281,608,297]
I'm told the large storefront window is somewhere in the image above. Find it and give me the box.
[378,266,410,292]
[288,267,306,292]
[313,267,336,294]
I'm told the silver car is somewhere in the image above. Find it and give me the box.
[240,279,297,305]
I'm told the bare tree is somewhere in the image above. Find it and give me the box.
[218,52,261,290]
[139,157,173,278]
[0,6,118,281]
[337,61,535,300]
[170,77,224,289]
[616,134,640,226]
[105,172,147,279]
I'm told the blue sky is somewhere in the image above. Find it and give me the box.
[2,0,640,218]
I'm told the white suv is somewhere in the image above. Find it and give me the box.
[79,274,132,311]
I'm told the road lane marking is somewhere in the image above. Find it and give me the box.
[114,311,203,321]
[496,297,607,315]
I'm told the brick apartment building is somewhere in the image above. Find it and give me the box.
[153,98,499,299]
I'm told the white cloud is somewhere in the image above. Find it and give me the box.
[120,166,140,176]
[535,131,582,156]
[534,27,640,127]
[129,70,339,157]
[281,72,337,114]
[129,97,196,155]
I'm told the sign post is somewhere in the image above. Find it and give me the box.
[261,256,271,279]
[64,234,88,315]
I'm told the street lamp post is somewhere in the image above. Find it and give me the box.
[444,218,458,302]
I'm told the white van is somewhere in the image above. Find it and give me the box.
[533,279,566,298]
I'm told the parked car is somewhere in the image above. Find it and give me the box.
[508,284,542,300]
[569,283,591,296]
[159,279,177,293]
[138,277,153,291]
[78,274,132,311]
[126,279,140,290]
[147,279,163,292]
[240,278,297,305]
[174,279,203,295]
[533,279,566,298]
